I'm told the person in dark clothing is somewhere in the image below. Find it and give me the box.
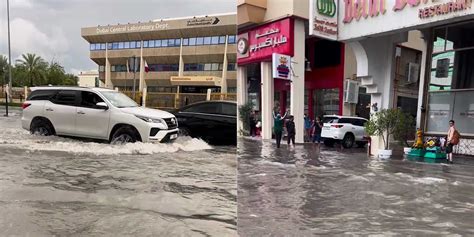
[273,110,288,148]
[287,116,296,147]
[249,111,257,137]
[312,116,323,144]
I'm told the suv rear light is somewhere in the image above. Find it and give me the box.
[331,125,344,128]
[21,103,31,109]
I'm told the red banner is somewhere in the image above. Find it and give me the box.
[237,18,294,65]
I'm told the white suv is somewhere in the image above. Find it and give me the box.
[21,87,178,143]
[320,115,368,148]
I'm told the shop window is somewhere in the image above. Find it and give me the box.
[312,88,339,117]
[313,40,341,68]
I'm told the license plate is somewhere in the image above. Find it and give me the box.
[170,134,178,139]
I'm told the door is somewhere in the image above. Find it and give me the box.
[75,91,111,139]
[46,90,78,135]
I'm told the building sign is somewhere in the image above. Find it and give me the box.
[337,0,474,41]
[238,18,294,65]
[272,53,292,80]
[310,0,339,40]
[170,76,221,86]
[186,16,220,26]
[96,22,169,34]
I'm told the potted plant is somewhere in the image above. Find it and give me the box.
[365,109,404,158]
[393,112,416,155]
[238,101,254,136]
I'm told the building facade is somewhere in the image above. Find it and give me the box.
[77,70,103,87]
[81,13,237,108]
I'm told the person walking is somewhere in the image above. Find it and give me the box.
[446,120,460,164]
[304,114,312,142]
[249,110,257,137]
[312,116,323,145]
[287,115,296,147]
[273,109,288,148]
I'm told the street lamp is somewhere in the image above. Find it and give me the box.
[4,0,13,117]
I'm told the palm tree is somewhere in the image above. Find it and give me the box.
[16,53,48,87]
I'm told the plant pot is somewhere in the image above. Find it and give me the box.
[378,149,392,159]
[403,147,412,155]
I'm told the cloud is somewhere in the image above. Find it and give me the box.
[10,0,33,8]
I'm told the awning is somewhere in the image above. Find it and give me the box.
[170,76,222,86]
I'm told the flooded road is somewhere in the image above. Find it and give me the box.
[0,110,236,236]
[238,138,474,236]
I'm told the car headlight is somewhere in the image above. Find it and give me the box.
[135,115,164,124]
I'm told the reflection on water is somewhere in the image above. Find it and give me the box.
[238,138,474,236]
[0,113,236,236]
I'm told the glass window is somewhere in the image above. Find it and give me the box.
[220,103,236,116]
[183,38,189,46]
[112,42,119,49]
[107,43,112,50]
[175,38,181,46]
[52,90,77,106]
[130,41,136,48]
[27,90,57,101]
[155,40,161,47]
[211,36,219,45]
[162,39,168,47]
[183,103,219,114]
[90,44,96,51]
[101,91,138,108]
[100,43,106,50]
[312,88,340,117]
[211,63,219,71]
[196,37,204,45]
[204,63,212,71]
[228,35,236,44]
[219,63,223,71]
[80,91,104,109]
[189,38,196,46]
[143,40,149,48]
[118,42,124,49]
[111,65,116,72]
[149,40,155,48]
[204,37,212,45]
[136,41,141,48]
[447,22,474,50]
[219,36,226,44]
[99,65,105,72]
[227,63,236,71]
[124,41,130,49]
[168,39,175,47]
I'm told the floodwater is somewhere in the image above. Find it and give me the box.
[0,110,236,236]
[238,138,474,236]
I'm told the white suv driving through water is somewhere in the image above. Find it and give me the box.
[320,115,368,148]
[21,87,178,143]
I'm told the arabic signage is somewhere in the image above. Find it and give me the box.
[310,0,338,40]
[338,0,474,40]
[272,53,292,80]
[96,22,169,34]
[238,18,294,65]
[170,76,221,86]
[187,16,220,26]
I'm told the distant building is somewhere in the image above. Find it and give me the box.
[77,70,102,87]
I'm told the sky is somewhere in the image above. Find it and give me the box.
[0,0,235,75]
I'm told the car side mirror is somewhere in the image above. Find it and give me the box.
[96,102,108,110]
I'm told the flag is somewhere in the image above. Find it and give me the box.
[144,60,149,73]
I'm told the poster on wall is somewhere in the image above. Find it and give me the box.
[272,53,292,80]
[436,58,450,78]
[309,0,338,40]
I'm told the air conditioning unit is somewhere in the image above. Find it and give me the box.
[407,62,420,83]
[344,80,359,104]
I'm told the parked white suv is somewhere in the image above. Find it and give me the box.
[21,87,179,143]
[320,115,368,148]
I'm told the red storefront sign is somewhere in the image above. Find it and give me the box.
[237,18,294,65]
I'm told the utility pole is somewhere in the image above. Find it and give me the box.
[5,0,13,117]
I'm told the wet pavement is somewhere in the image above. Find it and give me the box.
[238,137,474,236]
[0,110,236,236]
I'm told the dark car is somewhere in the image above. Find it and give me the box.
[173,101,236,145]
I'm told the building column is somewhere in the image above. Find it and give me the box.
[221,35,229,93]
[139,41,145,92]
[105,44,113,89]
[261,61,274,140]
[416,31,429,130]
[237,66,248,135]
[291,19,306,144]
[179,37,184,77]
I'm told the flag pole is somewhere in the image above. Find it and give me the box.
[5,0,12,117]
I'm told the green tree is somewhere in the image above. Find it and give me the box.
[0,55,8,84]
[16,53,48,87]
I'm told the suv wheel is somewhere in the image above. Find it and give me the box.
[111,126,139,144]
[178,127,191,137]
[30,119,54,136]
[342,134,355,149]
[324,139,335,147]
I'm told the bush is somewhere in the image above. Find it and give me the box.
[393,112,416,147]
[365,108,406,150]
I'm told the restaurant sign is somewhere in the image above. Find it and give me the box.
[238,18,294,65]
[310,0,339,40]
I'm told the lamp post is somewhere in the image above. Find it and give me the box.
[4,0,13,117]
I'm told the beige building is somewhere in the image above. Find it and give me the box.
[77,70,103,87]
[81,13,236,107]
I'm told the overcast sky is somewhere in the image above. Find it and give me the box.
[0,0,235,75]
